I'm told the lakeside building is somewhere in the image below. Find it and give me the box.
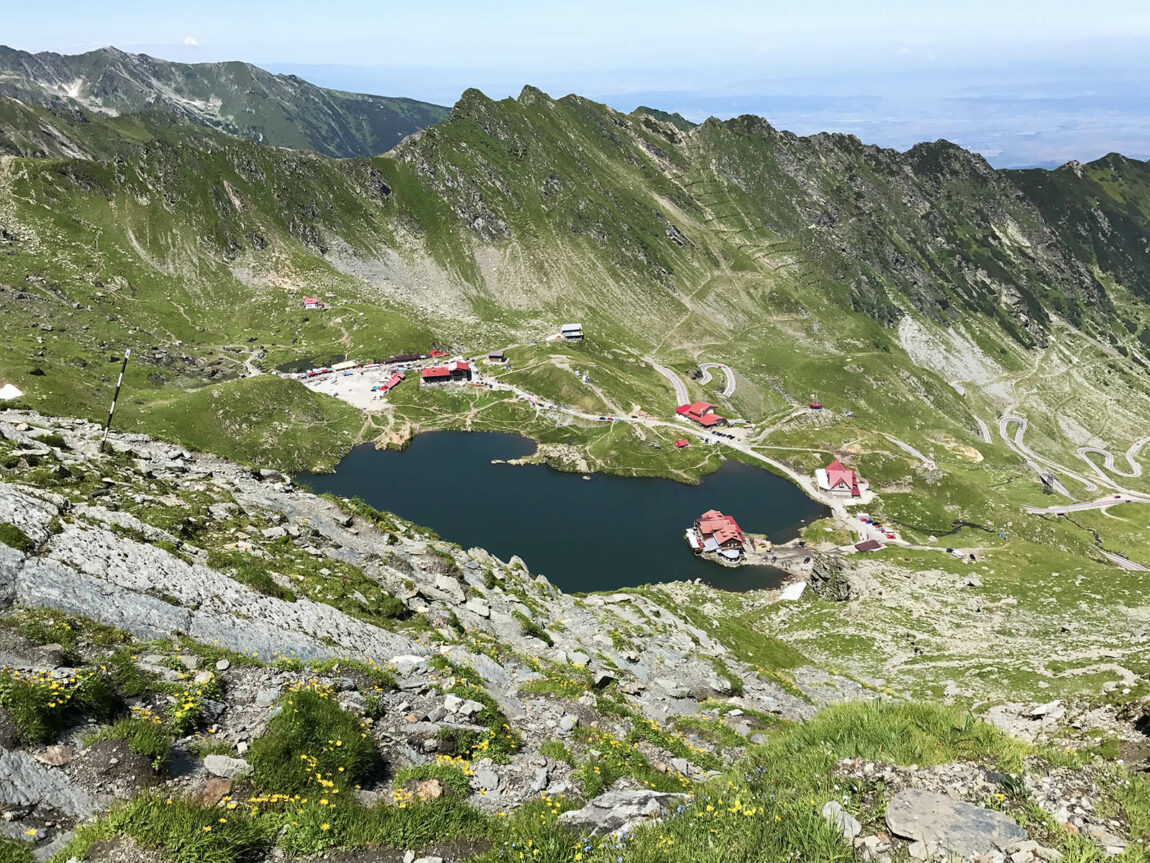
[815,459,862,498]
[688,509,745,560]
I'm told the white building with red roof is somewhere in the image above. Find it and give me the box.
[816,459,862,497]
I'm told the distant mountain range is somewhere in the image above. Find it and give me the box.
[0,44,449,157]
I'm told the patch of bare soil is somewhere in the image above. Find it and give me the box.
[85,836,171,863]
[68,738,162,799]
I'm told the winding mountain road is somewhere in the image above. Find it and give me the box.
[998,416,1080,497]
[1025,495,1147,515]
[647,359,689,406]
[698,363,736,397]
[1077,437,1149,480]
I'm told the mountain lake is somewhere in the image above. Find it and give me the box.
[298,431,828,592]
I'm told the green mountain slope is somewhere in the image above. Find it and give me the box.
[0,44,449,157]
[0,86,1148,494]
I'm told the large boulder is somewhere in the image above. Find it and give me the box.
[557,790,688,837]
[0,750,104,819]
[203,755,252,780]
[885,789,1027,859]
[808,552,852,601]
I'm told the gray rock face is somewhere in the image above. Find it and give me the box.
[390,655,429,677]
[432,575,465,604]
[203,754,252,779]
[0,486,426,665]
[464,597,491,618]
[473,768,500,792]
[0,483,60,546]
[557,790,689,837]
[0,750,103,819]
[808,552,852,602]
[885,789,1027,859]
[821,800,862,842]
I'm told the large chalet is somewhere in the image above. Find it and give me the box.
[420,360,472,386]
[675,401,727,428]
[690,508,745,558]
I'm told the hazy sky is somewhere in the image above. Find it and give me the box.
[7,1,1150,167]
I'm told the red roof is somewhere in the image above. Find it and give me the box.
[825,460,860,493]
[695,510,744,546]
[381,372,405,391]
[674,439,689,448]
[678,402,725,427]
[448,360,470,372]
[429,349,449,357]
[421,367,451,379]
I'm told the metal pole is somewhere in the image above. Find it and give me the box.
[100,348,130,453]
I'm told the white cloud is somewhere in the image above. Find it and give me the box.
[182,36,199,46]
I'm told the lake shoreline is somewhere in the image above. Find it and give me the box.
[300,430,828,593]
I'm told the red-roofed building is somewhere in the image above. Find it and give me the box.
[303,297,324,310]
[693,509,745,553]
[676,401,728,428]
[429,349,449,358]
[420,361,472,385]
[380,372,405,392]
[420,367,452,385]
[674,439,689,448]
[816,459,862,498]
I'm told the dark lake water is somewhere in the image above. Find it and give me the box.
[298,432,827,593]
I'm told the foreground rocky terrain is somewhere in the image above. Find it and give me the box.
[0,409,1146,862]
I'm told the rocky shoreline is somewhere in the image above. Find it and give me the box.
[0,410,1144,862]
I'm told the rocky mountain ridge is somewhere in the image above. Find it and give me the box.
[0,45,449,158]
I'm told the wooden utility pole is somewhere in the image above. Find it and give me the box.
[100,348,130,453]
